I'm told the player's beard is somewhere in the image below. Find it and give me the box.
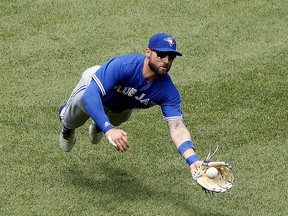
[148,61,171,77]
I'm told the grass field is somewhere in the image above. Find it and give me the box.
[1,0,287,215]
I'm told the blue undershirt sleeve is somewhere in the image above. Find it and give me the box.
[82,79,114,133]
[160,87,183,121]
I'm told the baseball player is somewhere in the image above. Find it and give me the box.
[59,33,202,174]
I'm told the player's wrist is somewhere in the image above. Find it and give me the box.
[186,155,199,166]
[178,140,195,156]
[103,125,114,133]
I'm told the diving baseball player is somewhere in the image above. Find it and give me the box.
[59,33,202,174]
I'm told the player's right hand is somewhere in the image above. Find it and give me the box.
[105,128,129,152]
[189,160,203,176]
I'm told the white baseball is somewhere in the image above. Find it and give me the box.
[206,167,219,179]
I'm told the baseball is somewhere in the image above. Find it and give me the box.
[206,167,219,179]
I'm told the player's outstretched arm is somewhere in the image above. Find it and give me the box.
[167,120,201,174]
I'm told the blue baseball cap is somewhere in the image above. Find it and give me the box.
[148,33,182,56]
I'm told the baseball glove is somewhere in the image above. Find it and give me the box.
[192,146,236,193]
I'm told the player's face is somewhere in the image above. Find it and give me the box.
[147,49,176,77]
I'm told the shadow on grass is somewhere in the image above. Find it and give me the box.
[62,161,229,216]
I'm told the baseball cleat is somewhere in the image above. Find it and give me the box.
[88,122,104,144]
[59,127,76,152]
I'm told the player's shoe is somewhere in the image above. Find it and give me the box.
[88,121,104,144]
[60,127,76,152]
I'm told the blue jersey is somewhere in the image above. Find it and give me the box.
[82,54,183,132]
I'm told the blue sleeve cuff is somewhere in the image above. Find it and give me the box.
[103,125,114,133]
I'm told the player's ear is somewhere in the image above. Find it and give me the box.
[145,48,152,57]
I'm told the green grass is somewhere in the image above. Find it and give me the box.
[1,0,287,215]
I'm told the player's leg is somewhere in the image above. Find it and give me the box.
[88,109,133,144]
[59,65,101,152]
[59,92,90,152]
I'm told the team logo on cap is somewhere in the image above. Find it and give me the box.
[164,37,176,47]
